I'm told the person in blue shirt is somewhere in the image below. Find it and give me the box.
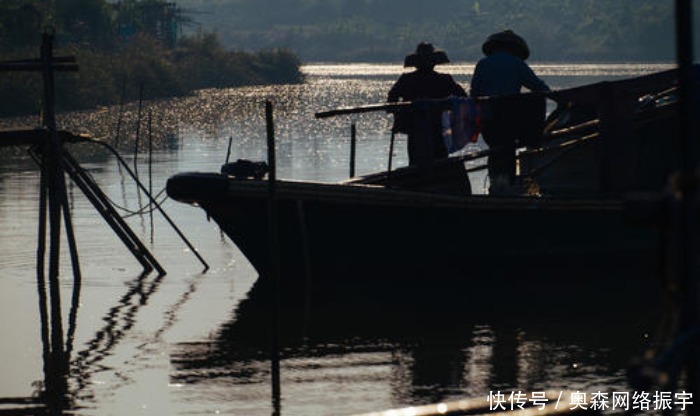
[470,30,550,194]
[388,42,467,166]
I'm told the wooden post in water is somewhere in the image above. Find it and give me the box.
[134,83,145,211]
[39,29,74,405]
[41,32,65,366]
[1,32,80,404]
[0,31,86,406]
[35,154,52,397]
[148,110,154,244]
[134,83,144,181]
[350,123,357,178]
[114,76,127,149]
[225,136,233,165]
[265,100,282,414]
[388,131,396,172]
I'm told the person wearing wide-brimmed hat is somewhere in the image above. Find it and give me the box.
[388,42,467,166]
[470,30,550,194]
[471,30,548,97]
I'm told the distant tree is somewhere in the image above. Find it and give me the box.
[176,0,684,62]
[114,0,185,49]
[55,0,114,49]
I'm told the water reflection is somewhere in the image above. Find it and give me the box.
[71,271,165,398]
[6,267,208,415]
[169,275,658,415]
[0,270,166,416]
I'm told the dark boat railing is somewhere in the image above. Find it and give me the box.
[315,66,687,187]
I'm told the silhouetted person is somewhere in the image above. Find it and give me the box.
[388,42,467,166]
[470,30,550,194]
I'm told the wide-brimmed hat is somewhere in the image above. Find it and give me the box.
[482,30,530,60]
[404,42,450,68]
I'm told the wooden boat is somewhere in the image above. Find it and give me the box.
[520,66,698,196]
[167,170,662,310]
[164,68,693,311]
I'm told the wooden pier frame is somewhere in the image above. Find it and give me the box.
[0,29,81,411]
[0,31,167,409]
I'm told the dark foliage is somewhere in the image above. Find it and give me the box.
[178,0,692,62]
[0,0,304,117]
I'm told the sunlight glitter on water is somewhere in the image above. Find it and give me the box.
[0,62,669,416]
[303,62,674,78]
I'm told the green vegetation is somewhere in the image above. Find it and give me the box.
[0,0,304,117]
[178,0,690,62]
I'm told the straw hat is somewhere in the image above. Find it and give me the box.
[404,42,450,68]
[482,30,531,60]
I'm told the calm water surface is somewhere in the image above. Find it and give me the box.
[0,63,674,415]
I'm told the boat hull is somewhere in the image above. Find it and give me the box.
[168,173,664,313]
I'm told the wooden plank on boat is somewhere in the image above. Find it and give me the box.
[315,101,411,118]
[167,171,625,212]
[549,67,678,105]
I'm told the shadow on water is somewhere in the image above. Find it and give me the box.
[70,271,165,399]
[0,269,168,415]
[170,261,665,413]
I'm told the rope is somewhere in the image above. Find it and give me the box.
[71,135,209,271]
[63,150,169,217]
[103,187,169,218]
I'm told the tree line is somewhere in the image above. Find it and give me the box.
[179,0,689,62]
[0,0,303,117]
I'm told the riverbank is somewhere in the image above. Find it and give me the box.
[0,33,305,118]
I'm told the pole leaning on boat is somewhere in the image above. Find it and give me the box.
[314,101,411,119]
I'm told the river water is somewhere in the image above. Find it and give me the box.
[0,63,676,415]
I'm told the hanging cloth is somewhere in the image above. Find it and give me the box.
[442,97,481,153]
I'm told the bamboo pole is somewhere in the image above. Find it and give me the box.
[387,131,396,172]
[225,136,233,165]
[349,123,357,178]
[266,100,282,414]
[148,110,154,244]
[114,76,127,149]
[40,30,69,404]
[35,144,51,394]
[134,83,144,201]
